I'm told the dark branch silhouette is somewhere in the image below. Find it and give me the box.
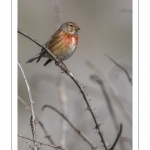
[90,75,119,130]
[90,75,123,150]
[109,124,123,150]
[18,135,70,150]
[86,61,132,126]
[42,105,98,149]
[18,95,56,146]
[105,54,132,85]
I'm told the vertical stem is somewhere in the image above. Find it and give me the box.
[18,62,37,150]
[18,95,57,149]
[58,80,68,148]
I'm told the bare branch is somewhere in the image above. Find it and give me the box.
[18,29,108,150]
[18,95,56,146]
[18,62,37,150]
[109,124,123,150]
[90,75,119,130]
[18,95,30,110]
[64,73,108,150]
[26,142,34,150]
[86,61,132,126]
[105,54,132,85]
[90,75,124,149]
[42,105,98,150]
[58,80,68,148]
[38,121,56,146]
[18,135,70,150]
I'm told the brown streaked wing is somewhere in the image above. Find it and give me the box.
[46,30,65,52]
[50,40,63,52]
[52,40,70,56]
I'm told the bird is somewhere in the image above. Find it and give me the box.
[26,22,80,66]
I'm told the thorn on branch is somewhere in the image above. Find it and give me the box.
[94,129,99,134]
[105,143,111,149]
[98,122,104,127]
[57,145,63,149]
[84,107,90,111]
[93,126,97,130]
[93,122,103,130]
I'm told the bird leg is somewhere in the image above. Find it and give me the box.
[55,57,61,66]
[55,58,68,72]
[61,62,68,73]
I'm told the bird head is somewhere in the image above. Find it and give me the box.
[60,22,80,35]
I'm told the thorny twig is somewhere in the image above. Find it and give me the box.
[18,62,37,150]
[38,122,56,146]
[42,105,98,150]
[18,135,70,150]
[90,75,124,149]
[18,29,108,150]
[105,54,132,85]
[18,95,56,146]
[90,75,119,130]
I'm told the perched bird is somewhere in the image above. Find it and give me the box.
[27,22,80,66]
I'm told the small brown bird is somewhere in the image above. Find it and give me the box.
[27,22,80,66]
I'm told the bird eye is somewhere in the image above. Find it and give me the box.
[69,25,74,27]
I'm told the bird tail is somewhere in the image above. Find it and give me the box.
[44,59,52,66]
[26,53,41,63]
[26,49,46,63]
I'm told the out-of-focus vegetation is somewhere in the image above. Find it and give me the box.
[18,0,132,150]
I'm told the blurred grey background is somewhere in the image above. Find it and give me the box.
[18,0,132,150]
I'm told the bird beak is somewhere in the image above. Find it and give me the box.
[75,26,80,31]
